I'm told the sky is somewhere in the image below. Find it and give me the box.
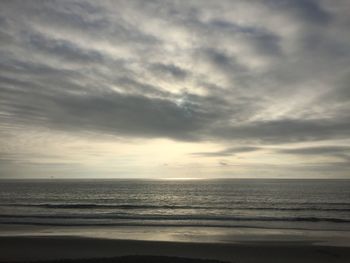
[0,0,349,179]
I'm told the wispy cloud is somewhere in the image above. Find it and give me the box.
[0,0,349,178]
[277,146,350,162]
[192,147,261,157]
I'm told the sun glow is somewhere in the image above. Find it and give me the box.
[160,177,206,181]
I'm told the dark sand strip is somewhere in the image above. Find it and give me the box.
[2,255,228,263]
[0,236,350,263]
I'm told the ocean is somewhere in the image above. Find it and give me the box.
[0,179,349,232]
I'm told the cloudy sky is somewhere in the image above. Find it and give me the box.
[0,0,349,179]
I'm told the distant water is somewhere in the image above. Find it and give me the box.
[0,179,349,231]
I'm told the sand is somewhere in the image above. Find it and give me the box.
[1,236,350,263]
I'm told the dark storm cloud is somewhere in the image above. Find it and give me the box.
[0,0,350,147]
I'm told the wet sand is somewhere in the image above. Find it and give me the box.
[1,236,350,263]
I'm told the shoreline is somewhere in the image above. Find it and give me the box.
[1,235,350,263]
[1,223,350,246]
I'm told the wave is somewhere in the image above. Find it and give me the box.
[1,203,208,209]
[1,203,350,212]
[0,213,349,223]
[1,221,348,231]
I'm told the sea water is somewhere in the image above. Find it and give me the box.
[0,179,349,232]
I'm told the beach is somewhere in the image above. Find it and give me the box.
[1,180,350,262]
[1,235,350,263]
[1,223,350,263]
[1,0,350,260]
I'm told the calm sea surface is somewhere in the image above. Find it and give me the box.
[0,179,349,231]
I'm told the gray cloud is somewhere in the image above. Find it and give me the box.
[264,0,331,25]
[214,118,350,143]
[207,18,282,57]
[0,0,350,177]
[24,31,105,65]
[278,146,350,155]
[277,146,350,162]
[192,146,261,157]
[150,63,188,81]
